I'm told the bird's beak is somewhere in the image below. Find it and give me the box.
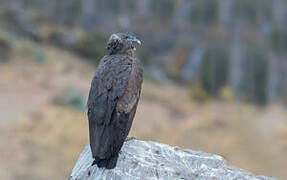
[133,38,141,45]
[130,37,141,51]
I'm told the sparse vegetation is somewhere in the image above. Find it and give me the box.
[190,84,209,102]
[74,32,108,63]
[199,41,229,96]
[53,88,86,111]
[0,0,286,179]
[218,86,235,101]
[0,36,11,61]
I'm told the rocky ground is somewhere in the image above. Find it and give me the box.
[0,45,286,179]
[70,139,275,180]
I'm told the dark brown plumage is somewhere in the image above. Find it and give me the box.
[87,32,143,169]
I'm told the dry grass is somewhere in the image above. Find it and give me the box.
[15,106,88,179]
[0,44,286,179]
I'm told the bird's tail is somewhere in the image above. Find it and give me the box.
[91,154,119,169]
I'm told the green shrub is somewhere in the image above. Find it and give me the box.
[218,85,235,101]
[0,36,12,62]
[74,32,108,64]
[190,84,209,103]
[271,29,287,53]
[240,44,269,105]
[15,40,46,64]
[233,0,272,24]
[53,88,86,111]
[189,0,218,25]
[151,0,175,20]
[199,42,229,96]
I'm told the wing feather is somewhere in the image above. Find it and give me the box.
[87,55,135,158]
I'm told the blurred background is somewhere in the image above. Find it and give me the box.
[0,0,286,179]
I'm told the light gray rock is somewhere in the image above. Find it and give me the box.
[69,138,276,180]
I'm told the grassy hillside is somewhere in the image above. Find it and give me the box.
[0,42,286,179]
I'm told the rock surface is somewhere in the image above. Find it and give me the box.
[69,138,276,180]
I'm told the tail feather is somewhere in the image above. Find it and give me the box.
[91,154,119,169]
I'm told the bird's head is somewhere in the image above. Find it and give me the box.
[107,32,141,56]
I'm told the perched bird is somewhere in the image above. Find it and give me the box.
[87,32,143,169]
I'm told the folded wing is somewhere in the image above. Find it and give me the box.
[87,55,142,159]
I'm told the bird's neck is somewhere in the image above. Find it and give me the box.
[112,49,134,57]
[126,49,134,57]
